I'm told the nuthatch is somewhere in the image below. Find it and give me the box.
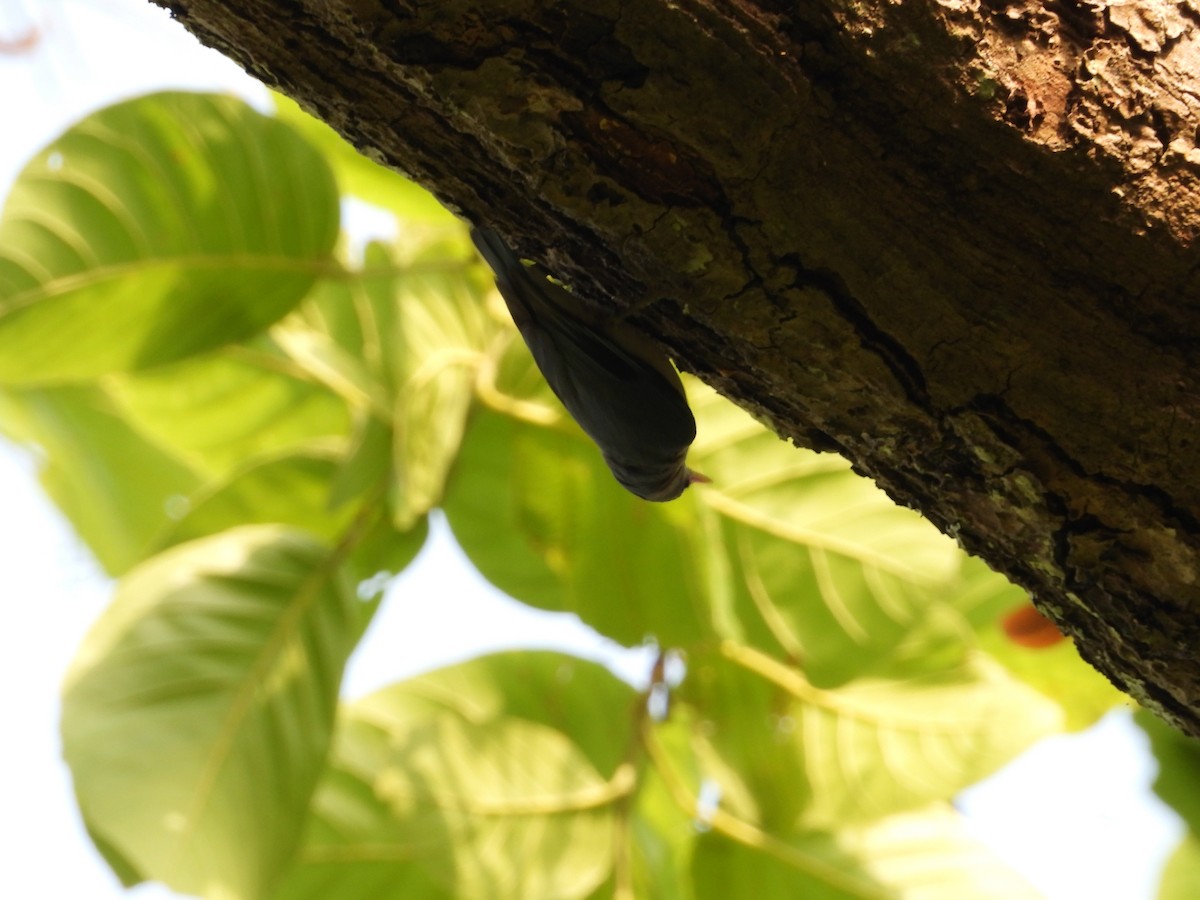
[471,227,706,502]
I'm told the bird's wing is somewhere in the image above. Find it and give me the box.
[472,228,696,459]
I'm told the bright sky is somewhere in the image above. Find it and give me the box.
[0,2,1185,898]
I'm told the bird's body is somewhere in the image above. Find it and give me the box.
[471,227,704,501]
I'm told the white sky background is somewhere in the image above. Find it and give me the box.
[0,2,1186,898]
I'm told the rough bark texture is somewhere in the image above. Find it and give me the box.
[153,0,1200,734]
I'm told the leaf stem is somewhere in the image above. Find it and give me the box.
[640,716,892,899]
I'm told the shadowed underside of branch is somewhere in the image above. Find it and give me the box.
[154,0,1200,734]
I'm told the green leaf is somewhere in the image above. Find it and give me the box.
[675,644,1061,830]
[0,383,200,574]
[451,358,1040,682]
[272,93,457,225]
[0,91,339,383]
[344,513,430,598]
[283,237,495,529]
[109,345,351,477]
[443,404,714,648]
[153,444,427,593]
[691,806,1040,900]
[62,526,364,899]
[328,407,394,510]
[1160,832,1200,900]
[1137,708,1200,834]
[389,245,496,529]
[153,446,356,550]
[627,717,702,900]
[979,608,1125,732]
[690,386,991,686]
[272,652,638,900]
[277,241,410,415]
[83,821,145,888]
[273,316,392,418]
[299,266,400,394]
[446,377,1008,665]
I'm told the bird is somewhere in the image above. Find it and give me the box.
[471,226,707,501]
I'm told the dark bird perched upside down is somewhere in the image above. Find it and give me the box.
[471,227,706,502]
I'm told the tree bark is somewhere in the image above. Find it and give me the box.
[154,0,1200,734]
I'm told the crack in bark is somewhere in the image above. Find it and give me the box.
[970,392,1200,534]
[783,255,931,408]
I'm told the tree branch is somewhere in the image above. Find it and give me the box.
[153,0,1200,733]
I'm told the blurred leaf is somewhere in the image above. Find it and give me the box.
[250,234,489,566]
[980,610,1125,731]
[300,273,370,360]
[0,383,200,574]
[152,443,426,592]
[628,716,702,900]
[273,317,391,417]
[109,345,351,477]
[676,644,1061,830]
[1137,708,1200,834]
[83,822,145,889]
[484,314,563,413]
[300,257,401,394]
[272,93,457,225]
[279,237,492,530]
[691,806,1040,900]
[0,92,340,383]
[446,377,1021,676]
[691,387,1001,686]
[62,526,364,900]
[444,405,714,648]
[389,244,496,529]
[345,512,430,595]
[329,408,393,510]
[1160,832,1200,900]
[272,652,638,900]
[153,445,355,549]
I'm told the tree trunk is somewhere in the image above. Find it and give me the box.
[153,0,1200,735]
